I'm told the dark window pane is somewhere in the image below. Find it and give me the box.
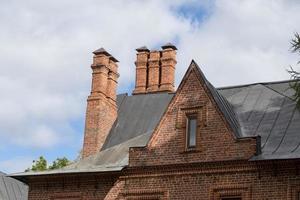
[187,117,197,147]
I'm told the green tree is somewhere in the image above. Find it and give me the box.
[289,32,300,108]
[48,157,70,170]
[25,156,70,172]
[25,156,47,172]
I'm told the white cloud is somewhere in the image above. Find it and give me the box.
[0,0,299,162]
[0,157,33,174]
[176,0,300,86]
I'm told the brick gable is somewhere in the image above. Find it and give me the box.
[129,61,257,167]
[14,46,300,200]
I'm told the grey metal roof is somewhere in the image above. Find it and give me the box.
[102,92,174,150]
[10,66,300,178]
[11,93,173,178]
[219,80,300,160]
[0,172,28,200]
[12,133,151,177]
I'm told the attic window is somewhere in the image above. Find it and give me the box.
[187,114,197,148]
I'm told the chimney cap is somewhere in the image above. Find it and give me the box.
[136,46,150,52]
[93,47,111,56]
[161,42,177,50]
[93,47,119,62]
[110,56,119,63]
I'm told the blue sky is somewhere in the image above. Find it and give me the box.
[0,0,299,173]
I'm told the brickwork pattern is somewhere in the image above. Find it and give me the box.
[133,46,176,94]
[121,161,300,200]
[82,50,119,158]
[129,65,256,167]
[27,161,300,200]
[27,174,121,200]
[25,49,300,200]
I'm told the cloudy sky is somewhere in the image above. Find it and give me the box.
[0,0,299,173]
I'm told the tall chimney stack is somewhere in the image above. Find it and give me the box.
[160,43,177,92]
[82,48,119,158]
[133,43,177,94]
[133,46,149,94]
[147,50,160,92]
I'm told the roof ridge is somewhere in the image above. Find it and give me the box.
[190,61,243,138]
[217,79,295,90]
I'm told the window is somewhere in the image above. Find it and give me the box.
[187,115,197,148]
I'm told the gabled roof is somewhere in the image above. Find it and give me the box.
[0,172,28,199]
[10,62,300,179]
[189,61,243,138]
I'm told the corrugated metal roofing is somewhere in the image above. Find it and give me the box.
[0,172,28,199]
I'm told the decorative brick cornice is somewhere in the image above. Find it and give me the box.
[120,189,168,200]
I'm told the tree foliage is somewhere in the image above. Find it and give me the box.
[289,33,300,108]
[48,157,70,170]
[25,156,70,172]
[291,32,300,54]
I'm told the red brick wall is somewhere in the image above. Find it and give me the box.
[26,161,300,200]
[129,65,257,167]
[121,160,300,200]
[27,173,123,200]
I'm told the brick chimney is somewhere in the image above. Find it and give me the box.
[160,43,177,92]
[82,48,119,158]
[133,46,149,94]
[133,43,177,94]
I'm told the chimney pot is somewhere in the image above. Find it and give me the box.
[93,47,111,56]
[161,42,177,50]
[136,46,150,52]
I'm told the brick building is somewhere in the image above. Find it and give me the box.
[11,44,300,200]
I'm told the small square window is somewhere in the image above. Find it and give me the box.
[187,115,197,148]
